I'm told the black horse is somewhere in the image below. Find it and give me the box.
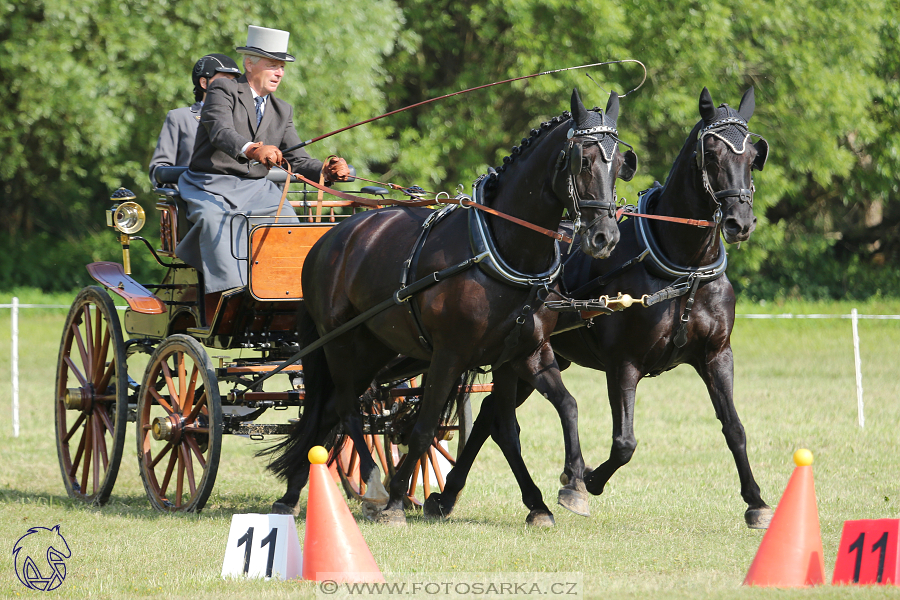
[264,89,637,525]
[425,87,774,529]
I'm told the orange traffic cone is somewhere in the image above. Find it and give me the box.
[303,446,384,583]
[743,449,825,587]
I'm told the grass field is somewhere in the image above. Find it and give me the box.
[1,292,900,599]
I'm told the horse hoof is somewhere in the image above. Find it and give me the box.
[745,506,774,529]
[423,494,450,520]
[271,502,295,516]
[376,508,407,526]
[361,501,383,521]
[557,486,590,517]
[525,509,555,528]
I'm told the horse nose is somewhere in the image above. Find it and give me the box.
[723,215,757,238]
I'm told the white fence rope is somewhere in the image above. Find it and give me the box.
[3,301,899,436]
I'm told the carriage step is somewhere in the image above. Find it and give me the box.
[226,423,294,438]
[217,363,304,375]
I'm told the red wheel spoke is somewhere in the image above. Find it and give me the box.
[434,438,455,465]
[178,356,187,406]
[428,446,445,491]
[149,387,175,415]
[95,404,114,436]
[184,434,208,468]
[373,435,389,474]
[181,444,197,496]
[161,359,182,412]
[96,351,115,394]
[91,415,101,493]
[82,306,95,376]
[183,391,207,424]
[80,416,94,494]
[92,327,110,386]
[69,420,88,477]
[159,446,178,497]
[421,455,431,498]
[64,412,86,443]
[64,356,88,387]
[95,413,110,472]
[176,450,185,507]
[408,457,420,496]
[149,441,175,468]
[183,365,199,416]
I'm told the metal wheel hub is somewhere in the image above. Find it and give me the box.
[63,386,93,412]
[151,414,183,442]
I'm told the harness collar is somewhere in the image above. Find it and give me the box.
[469,176,562,288]
[634,185,727,282]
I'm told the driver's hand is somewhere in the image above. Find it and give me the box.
[245,143,283,168]
[323,156,351,182]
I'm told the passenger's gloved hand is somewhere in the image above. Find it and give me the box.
[245,142,283,168]
[323,156,351,182]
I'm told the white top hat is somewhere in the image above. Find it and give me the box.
[236,25,296,62]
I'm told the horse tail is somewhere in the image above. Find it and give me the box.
[441,369,479,431]
[259,304,336,480]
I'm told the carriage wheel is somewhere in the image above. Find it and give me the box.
[333,434,393,501]
[136,335,222,512]
[386,434,460,507]
[55,286,129,505]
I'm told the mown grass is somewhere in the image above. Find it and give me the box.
[1,291,899,599]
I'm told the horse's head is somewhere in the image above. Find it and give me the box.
[694,87,768,244]
[555,88,637,259]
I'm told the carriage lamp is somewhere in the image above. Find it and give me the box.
[106,188,146,274]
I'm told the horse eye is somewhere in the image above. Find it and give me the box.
[581,157,590,171]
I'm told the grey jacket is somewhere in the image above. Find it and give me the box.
[148,102,202,186]
[189,74,323,180]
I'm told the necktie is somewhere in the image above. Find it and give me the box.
[255,96,265,126]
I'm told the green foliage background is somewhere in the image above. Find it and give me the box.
[1,0,897,299]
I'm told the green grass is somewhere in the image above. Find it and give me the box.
[1,291,900,598]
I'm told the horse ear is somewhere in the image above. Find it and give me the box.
[619,150,637,181]
[699,87,716,123]
[570,88,589,126]
[605,91,620,125]
[738,87,756,121]
[752,137,769,171]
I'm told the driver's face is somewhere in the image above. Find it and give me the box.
[245,58,285,96]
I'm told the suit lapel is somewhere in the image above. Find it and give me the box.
[237,78,259,137]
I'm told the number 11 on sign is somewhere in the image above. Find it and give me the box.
[222,514,302,580]
[833,519,900,585]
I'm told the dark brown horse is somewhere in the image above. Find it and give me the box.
[265,89,637,525]
[425,87,774,529]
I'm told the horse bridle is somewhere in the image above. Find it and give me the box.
[554,123,632,236]
[693,117,768,224]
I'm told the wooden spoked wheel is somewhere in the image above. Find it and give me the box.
[55,286,129,505]
[335,401,472,508]
[136,335,222,512]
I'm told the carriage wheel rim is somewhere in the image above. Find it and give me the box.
[55,287,128,505]
[137,336,221,512]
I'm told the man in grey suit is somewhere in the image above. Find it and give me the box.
[148,54,241,186]
[176,26,350,295]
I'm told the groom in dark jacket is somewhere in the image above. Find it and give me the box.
[177,25,349,294]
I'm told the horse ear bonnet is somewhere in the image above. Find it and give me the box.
[699,87,756,156]
[570,88,619,163]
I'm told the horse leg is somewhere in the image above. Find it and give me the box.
[696,345,773,529]
[585,362,639,496]
[512,349,589,517]
[379,358,466,526]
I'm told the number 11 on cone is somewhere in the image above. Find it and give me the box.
[833,519,900,585]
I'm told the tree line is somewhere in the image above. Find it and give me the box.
[1,0,897,299]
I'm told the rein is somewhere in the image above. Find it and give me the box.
[282,168,574,244]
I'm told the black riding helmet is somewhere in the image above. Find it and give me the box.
[192,54,241,102]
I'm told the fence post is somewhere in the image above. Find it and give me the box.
[851,308,864,428]
[12,296,19,437]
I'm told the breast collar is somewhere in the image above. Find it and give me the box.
[635,185,727,282]
[468,176,562,288]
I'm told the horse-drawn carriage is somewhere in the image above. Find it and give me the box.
[54,167,476,512]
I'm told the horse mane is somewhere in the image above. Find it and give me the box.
[483,110,580,198]
[659,119,703,190]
